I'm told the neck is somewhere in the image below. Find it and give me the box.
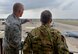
[13,13,19,18]
[13,13,19,19]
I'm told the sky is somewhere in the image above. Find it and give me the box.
[0,0,78,19]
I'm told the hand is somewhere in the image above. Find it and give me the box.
[26,19,31,22]
[27,19,33,24]
[28,19,32,22]
[18,41,24,50]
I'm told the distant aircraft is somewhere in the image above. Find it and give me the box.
[61,31,78,54]
[64,31,78,38]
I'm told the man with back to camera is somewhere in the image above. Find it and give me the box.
[23,10,69,54]
[3,3,31,54]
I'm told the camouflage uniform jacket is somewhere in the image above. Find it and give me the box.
[3,14,29,51]
[23,24,69,54]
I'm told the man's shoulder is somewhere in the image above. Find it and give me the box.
[30,27,40,36]
[6,14,13,19]
[50,28,62,38]
[31,27,39,32]
[51,28,61,33]
[6,14,14,23]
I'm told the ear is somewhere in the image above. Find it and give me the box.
[50,19,52,23]
[18,10,20,13]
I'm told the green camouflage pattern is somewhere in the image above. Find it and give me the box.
[23,24,69,54]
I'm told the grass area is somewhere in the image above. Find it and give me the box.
[54,19,78,26]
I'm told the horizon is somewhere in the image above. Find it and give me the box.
[0,18,78,20]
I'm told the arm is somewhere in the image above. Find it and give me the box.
[61,35,69,54]
[55,31,69,54]
[23,32,33,54]
[21,19,30,24]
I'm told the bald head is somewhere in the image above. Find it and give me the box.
[13,3,24,13]
[13,3,24,17]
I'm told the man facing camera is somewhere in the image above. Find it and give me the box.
[3,3,31,54]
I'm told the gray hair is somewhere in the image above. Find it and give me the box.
[13,3,24,13]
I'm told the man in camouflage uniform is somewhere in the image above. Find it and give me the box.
[3,3,30,54]
[23,10,69,54]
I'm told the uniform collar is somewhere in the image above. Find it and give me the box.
[41,24,51,28]
[12,14,20,20]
